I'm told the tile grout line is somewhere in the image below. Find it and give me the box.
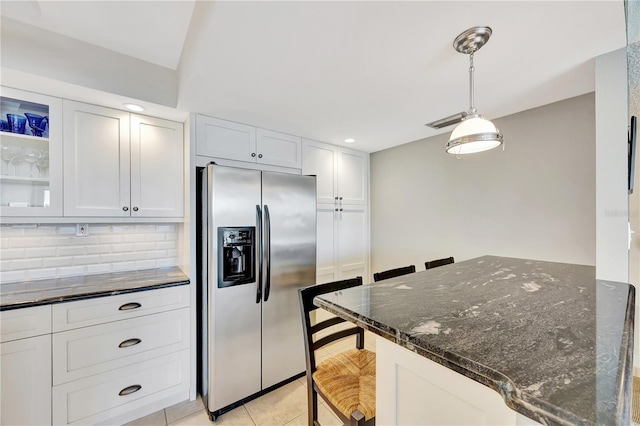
[242,404,258,426]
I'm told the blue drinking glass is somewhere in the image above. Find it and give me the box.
[0,120,8,132]
[6,114,26,134]
[24,113,46,137]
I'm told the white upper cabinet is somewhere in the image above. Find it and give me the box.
[302,139,368,205]
[337,147,368,205]
[0,87,63,217]
[64,100,183,218]
[256,128,301,168]
[302,139,337,204]
[196,115,256,163]
[196,115,301,169]
[130,115,184,218]
[63,101,130,217]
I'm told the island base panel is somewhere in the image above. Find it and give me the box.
[376,337,541,426]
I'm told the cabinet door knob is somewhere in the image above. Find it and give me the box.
[251,153,256,157]
[258,154,263,158]
[119,385,142,396]
[339,197,343,200]
[122,206,129,212]
[335,197,339,200]
[132,207,139,212]
[335,208,339,211]
[339,208,344,211]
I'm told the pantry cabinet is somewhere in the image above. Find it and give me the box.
[196,115,301,169]
[0,86,63,217]
[0,305,52,426]
[303,139,369,283]
[316,203,368,284]
[302,139,368,205]
[63,100,183,218]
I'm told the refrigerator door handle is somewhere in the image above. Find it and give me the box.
[264,204,272,302]
[256,205,263,303]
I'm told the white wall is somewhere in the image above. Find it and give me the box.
[0,17,177,108]
[370,94,595,275]
[595,48,629,283]
[0,224,179,285]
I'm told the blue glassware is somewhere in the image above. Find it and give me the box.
[6,114,26,134]
[24,113,46,137]
[0,120,8,132]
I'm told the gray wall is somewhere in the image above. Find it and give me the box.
[595,48,629,283]
[370,93,595,275]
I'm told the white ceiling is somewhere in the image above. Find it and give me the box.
[0,1,627,153]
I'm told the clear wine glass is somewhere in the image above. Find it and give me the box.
[36,149,49,178]
[1,145,22,175]
[21,148,41,178]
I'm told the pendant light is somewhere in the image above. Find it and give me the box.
[445,26,503,155]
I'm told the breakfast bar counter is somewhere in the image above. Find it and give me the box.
[313,256,635,426]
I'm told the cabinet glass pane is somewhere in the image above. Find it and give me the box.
[0,96,51,208]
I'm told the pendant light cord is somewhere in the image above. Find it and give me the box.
[469,53,476,114]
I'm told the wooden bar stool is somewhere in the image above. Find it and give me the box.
[298,277,376,426]
[425,256,455,269]
[373,265,416,282]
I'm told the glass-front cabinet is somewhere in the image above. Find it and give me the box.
[0,87,62,217]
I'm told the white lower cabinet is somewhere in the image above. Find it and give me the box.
[51,286,191,425]
[0,334,52,426]
[53,350,189,425]
[53,308,190,385]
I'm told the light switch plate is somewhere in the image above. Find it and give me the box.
[76,224,89,237]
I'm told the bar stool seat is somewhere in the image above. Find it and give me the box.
[313,348,376,421]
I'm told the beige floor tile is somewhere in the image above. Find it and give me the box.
[165,397,205,424]
[124,409,167,426]
[244,380,307,426]
[167,409,211,426]
[283,402,342,426]
[297,376,308,388]
[214,406,256,426]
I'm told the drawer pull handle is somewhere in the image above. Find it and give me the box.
[119,302,142,311]
[118,338,142,348]
[119,385,142,396]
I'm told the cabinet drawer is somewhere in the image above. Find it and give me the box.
[53,349,189,425]
[0,305,51,342]
[53,308,189,385]
[52,285,189,331]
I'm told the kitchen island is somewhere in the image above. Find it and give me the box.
[313,256,634,426]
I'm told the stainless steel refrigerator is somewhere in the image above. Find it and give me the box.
[197,163,316,420]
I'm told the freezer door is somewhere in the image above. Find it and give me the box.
[207,165,263,411]
[261,172,317,388]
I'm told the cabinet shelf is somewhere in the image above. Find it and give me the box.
[0,132,49,147]
[0,175,49,184]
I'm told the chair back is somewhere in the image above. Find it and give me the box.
[373,265,416,282]
[425,256,455,269]
[298,277,364,374]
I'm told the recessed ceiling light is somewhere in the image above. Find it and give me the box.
[344,138,356,143]
[124,103,145,112]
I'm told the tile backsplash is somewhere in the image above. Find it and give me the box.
[0,224,179,284]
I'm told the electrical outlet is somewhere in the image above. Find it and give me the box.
[76,224,89,237]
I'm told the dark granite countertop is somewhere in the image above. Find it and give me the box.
[314,256,634,426]
[0,266,190,311]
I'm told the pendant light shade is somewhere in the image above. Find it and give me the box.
[444,26,503,155]
[446,115,503,155]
